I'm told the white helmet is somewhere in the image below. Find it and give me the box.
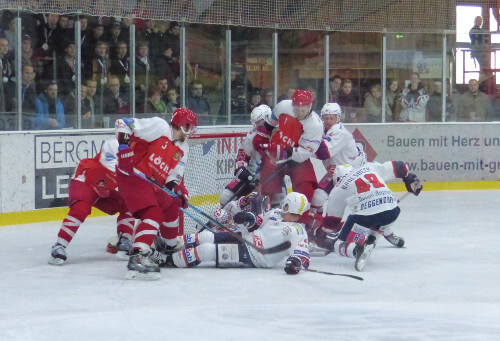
[250,104,271,127]
[333,164,354,186]
[211,208,235,231]
[321,103,342,119]
[115,119,133,145]
[282,192,310,215]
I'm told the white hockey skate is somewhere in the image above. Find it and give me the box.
[125,249,161,280]
[384,233,405,248]
[48,243,67,266]
[355,235,376,272]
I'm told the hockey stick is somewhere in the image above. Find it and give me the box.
[133,170,291,255]
[304,268,364,281]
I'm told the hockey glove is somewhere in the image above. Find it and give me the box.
[403,173,423,196]
[235,148,250,169]
[284,256,302,275]
[173,184,189,209]
[233,211,257,229]
[260,143,291,164]
[117,145,135,175]
[253,124,272,154]
[234,166,254,182]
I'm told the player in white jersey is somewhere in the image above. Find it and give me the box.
[311,103,366,214]
[252,90,323,205]
[219,104,272,206]
[158,192,311,275]
[319,162,422,271]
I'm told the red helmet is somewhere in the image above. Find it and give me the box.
[171,108,198,136]
[292,90,313,106]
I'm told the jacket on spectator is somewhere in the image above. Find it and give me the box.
[34,93,65,129]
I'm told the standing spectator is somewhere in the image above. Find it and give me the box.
[102,75,129,116]
[79,15,93,62]
[338,79,358,122]
[136,19,157,45]
[118,17,132,43]
[399,72,429,122]
[261,88,274,109]
[107,21,122,51]
[456,78,492,122]
[34,81,65,130]
[385,79,399,122]
[363,84,382,122]
[328,75,342,103]
[53,40,76,97]
[154,44,178,89]
[187,80,211,125]
[34,13,59,63]
[425,79,455,122]
[135,41,153,111]
[165,88,179,116]
[150,20,169,62]
[20,35,35,66]
[21,64,37,114]
[80,84,94,128]
[165,21,180,61]
[84,41,109,92]
[469,16,490,71]
[0,37,14,112]
[109,41,130,90]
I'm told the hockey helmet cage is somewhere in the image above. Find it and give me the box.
[291,90,313,106]
[333,164,354,186]
[211,208,235,230]
[321,103,342,119]
[115,119,132,145]
[250,104,272,126]
[282,192,310,215]
[172,108,198,136]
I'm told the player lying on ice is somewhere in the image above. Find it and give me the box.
[49,119,136,265]
[154,192,311,275]
[311,161,423,271]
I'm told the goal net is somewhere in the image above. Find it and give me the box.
[181,131,246,234]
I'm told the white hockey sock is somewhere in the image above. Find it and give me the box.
[172,244,216,267]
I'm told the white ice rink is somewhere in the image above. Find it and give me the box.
[1,190,499,341]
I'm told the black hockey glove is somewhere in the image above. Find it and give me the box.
[233,211,256,228]
[403,173,423,196]
[234,166,254,182]
[284,256,302,275]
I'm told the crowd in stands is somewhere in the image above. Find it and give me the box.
[0,10,498,130]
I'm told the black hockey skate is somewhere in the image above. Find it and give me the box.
[384,233,405,248]
[125,249,161,280]
[49,243,67,266]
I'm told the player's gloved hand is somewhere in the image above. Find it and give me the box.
[117,145,134,174]
[233,211,256,229]
[260,143,291,164]
[284,256,302,275]
[235,148,249,169]
[403,173,423,196]
[253,124,272,154]
[173,184,189,209]
[234,166,254,182]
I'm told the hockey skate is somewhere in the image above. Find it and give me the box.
[153,235,184,254]
[149,249,174,267]
[384,233,405,248]
[115,236,133,259]
[48,243,67,266]
[125,248,161,280]
[355,235,376,272]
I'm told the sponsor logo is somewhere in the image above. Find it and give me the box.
[253,235,263,247]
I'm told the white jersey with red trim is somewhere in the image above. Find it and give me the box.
[242,208,310,268]
[319,122,365,168]
[130,117,189,185]
[326,162,400,218]
[241,129,263,173]
[268,100,323,163]
[74,139,118,183]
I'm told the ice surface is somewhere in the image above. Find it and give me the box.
[1,190,499,341]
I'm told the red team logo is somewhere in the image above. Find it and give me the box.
[253,235,263,247]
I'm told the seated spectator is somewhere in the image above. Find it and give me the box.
[230,85,248,124]
[155,77,170,103]
[53,39,76,97]
[187,80,211,125]
[399,72,429,122]
[425,79,455,122]
[80,84,93,128]
[150,20,169,61]
[135,41,153,110]
[261,88,274,109]
[20,34,35,66]
[247,89,261,113]
[21,64,37,114]
[109,41,130,90]
[363,83,382,122]
[136,19,157,45]
[165,88,179,116]
[277,85,296,102]
[456,78,492,121]
[145,86,167,117]
[328,75,342,103]
[34,80,65,130]
[102,75,129,116]
[85,79,103,126]
[84,40,109,89]
[338,79,358,122]
[33,13,59,64]
[0,37,14,112]
[385,78,399,122]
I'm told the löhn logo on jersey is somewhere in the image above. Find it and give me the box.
[149,153,173,173]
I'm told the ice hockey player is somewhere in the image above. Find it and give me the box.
[158,192,311,275]
[317,162,422,271]
[220,104,272,207]
[49,119,135,265]
[115,108,197,280]
[252,90,323,206]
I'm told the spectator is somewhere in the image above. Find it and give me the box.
[21,64,37,114]
[187,80,211,125]
[261,88,274,109]
[109,41,130,89]
[328,75,342,103]
[34,13,59,61]
[338,79,358,122]
[107,21,123,51]
[118,17,133,43]
[155,77,169,103]
[277,85,296,102]
[20,34,34,66]
[469,16,490,71]
[456,78,492,122]
[165,21,180,60]
[149,20,169,61]
[0,37,14,112]
[102,75,129,116]
[3,15,16,53]
[385,78,399,122]
[136,19,157,45]
[154,44,178,89]
[53,40,76,97]
[247,89,261,113]
[399,72,429,122]
[85,40,109,89]
[135,41,153,111]
[425,79,455,122]
[363,83,382,122]
[85,79,102,125]
[79,15,93,62]
[80,84,94,128]
[165,88,179,116]
[145,86,167,117]
[34,81,65,130]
